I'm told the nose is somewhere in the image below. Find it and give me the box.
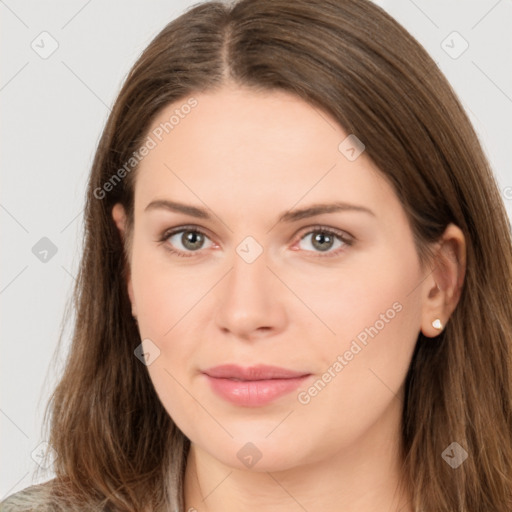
[213,246,288,341]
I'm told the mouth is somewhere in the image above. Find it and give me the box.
[201,364,312,407]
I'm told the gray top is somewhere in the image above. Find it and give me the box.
[0,482,54,512]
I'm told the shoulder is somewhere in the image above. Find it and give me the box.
[0,481,54,512]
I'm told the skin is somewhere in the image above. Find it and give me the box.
[112,83,466,512]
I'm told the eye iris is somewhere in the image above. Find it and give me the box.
[312,232,334,252]
[182,230,204,250]
[175,230,339,252]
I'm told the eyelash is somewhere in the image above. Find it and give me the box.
[157,224,354,259]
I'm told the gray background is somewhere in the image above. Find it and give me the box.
[1,0,511,498]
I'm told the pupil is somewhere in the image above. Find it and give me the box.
[313,232,333,251]
[183,231,203,250]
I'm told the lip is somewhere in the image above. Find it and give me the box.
[202,364,312,407]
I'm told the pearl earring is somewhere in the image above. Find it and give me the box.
[432,319,443,330]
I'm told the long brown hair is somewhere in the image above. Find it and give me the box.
[33,0,512,510]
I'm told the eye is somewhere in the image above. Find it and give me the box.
[158,224,353,258]
[158,226,214,258]
[295,225,353,257]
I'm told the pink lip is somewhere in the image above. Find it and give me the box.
[202,364,311,407]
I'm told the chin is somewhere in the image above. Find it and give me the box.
[193,428,319,473]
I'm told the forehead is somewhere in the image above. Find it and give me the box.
[133,85,394,218]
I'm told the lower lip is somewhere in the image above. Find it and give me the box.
[204,374,311,407]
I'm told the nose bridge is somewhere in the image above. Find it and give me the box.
[213,234,286,337]
[228,235,271,299]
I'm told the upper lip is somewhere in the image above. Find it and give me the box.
[202,364,310,381]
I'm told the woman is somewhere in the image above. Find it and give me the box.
[2,0,511,511]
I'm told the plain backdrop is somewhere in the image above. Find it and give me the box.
[1,0,511,499]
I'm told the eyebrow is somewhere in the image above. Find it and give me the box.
[144,199,375,222]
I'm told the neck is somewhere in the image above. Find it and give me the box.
[182,397,413,512]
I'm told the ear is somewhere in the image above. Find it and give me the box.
[420,223,466,338]
[112,203,137,318]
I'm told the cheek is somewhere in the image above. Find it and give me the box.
[130,243,211,386]
[291,243,423,432]
[130,241,199,339]
[294,302,420,455]
[282,237,423,355]
[130,247,206,428]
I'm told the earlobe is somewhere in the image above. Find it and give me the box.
[420,223,466,338]
[421,280,446,338]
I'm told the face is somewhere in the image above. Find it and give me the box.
[113,84,430,472]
